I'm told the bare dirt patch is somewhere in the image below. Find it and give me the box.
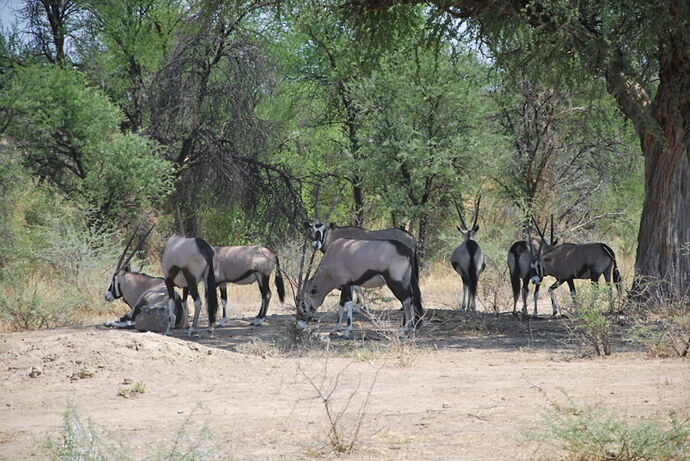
[1,285,688,460]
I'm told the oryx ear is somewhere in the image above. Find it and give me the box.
[303,221,311,230]
[456,225,463,233]
[473,225,480,232]
[123,264,131,272]
[329,222,336,228]
[552,238,559,246]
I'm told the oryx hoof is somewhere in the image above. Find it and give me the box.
[250,317,265,326]
[217,317,229,328]
[187,328,198,337]
[329,330,340,338]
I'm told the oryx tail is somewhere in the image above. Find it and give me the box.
[197,238,219,325]
[274,254,286,303]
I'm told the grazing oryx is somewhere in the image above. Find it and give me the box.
[451,196,485,312]
[297,238,423,338]
[507,216,558,317]
[104,226,186,331]
[211,245,285,327]
[162,235,219,336]
[306,222,420,314]
[531,222,622,315]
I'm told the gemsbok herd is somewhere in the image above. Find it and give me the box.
[105,202,622,339]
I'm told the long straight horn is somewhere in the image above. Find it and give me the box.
[453,198,469,230]
[121,224,155,270]
[550,213,555,245]
[531,216,545,241]
[116,225,140,271]
[472,195,481,230]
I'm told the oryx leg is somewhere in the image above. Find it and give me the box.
[216,284,229,327]
[251,274,271,326]
[460,274,469,310]
[331,286,352,337]
[532,282,541,317]
[510,271,521,316]
[165,267,181,329]
[567,279,578,308]
[386,278,415,338]
[520,278,530,316]
[181,269,201,336]
[548,279,564,317]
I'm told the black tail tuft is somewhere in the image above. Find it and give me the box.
[274,255,286,303]
[195,238,218,325]
[602,244,623,295]
[467,241,479,298]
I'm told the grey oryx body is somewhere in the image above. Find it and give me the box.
[298,238,423,338]
[508,217,558,317]
[307,222,419,308]
[212,245,285,326]
[538,242,622,315]
[451,197,485,311]
[105,268,186,330]
[162,235,219,336]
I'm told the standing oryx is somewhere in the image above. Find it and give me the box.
[297,238,423,338]
[211,245,285,327]
[451,196,485,312]
[507,216,557,317]
[531,223,622,315]
[104,226,186,331]
[306,222,420,314]
[162,235,219,336]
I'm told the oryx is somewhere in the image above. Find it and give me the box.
[507,216,558,317]
[162,235,219,336]
[306,222,419,314]
[210,245,285,327]
[530,223,623,315]
[297,238,423,338]
[104,226,186,331]
[450,196,485,312]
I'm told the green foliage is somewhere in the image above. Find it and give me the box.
[0,64,173,225]
[629,299,690,358]
[541,400,690,460]
[564,286,622,356]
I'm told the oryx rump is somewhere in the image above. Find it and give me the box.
[213,245,285,326]
[162,235,219,335]
[297,238,423,338]
[451,196,485,311]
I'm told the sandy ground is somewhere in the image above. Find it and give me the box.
[1,282,688,460]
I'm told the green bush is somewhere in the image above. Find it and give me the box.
[540,400,689,460]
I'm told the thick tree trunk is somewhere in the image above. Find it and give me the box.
[634,40,690,298]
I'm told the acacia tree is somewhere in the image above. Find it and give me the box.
[360,0,690,297]
[490,79,636,237]
[354,44,489,257]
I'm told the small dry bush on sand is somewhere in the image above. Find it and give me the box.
[536,396,690,460]
[295,356,379,456]
[45,402,225,461]
[628,296,690,358]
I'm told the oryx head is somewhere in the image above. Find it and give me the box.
[527,232,545,285]
[105,225,154,302]
[454,195,481,241]
[304,221,332,251]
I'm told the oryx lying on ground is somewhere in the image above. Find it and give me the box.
[537,242,623,315]
[209,245,285,326]
[297,238,423,338]
[306,222,419,312]
[451,196,485,312]
[104,226,185,330]
[162,235,219,336]
[507,216,557,317]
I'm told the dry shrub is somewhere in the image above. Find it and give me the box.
[629,297,690,358]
